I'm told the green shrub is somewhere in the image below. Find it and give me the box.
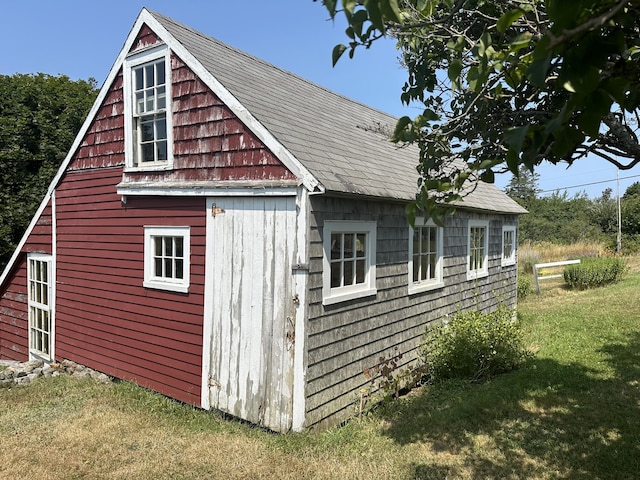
[563,256,627,290]
[421,307,531,382]
[517,274,532,299]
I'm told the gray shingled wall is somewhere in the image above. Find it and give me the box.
[305,195,519,429]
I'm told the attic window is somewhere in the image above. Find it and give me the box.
[124,46,173,170]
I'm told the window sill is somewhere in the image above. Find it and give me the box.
[322,287,377,306]
[125,164,173,173]
[143,280,189,294]
[501,259,516,267]
[408,280,444,295]
[467,271,489,281]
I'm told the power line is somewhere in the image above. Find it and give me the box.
[539,173,640,194]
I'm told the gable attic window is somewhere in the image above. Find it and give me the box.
[322,221,377,305]
[144,226,190,293]
[467,220,490,280]
[408,218,444,294]
[124,46,173,170]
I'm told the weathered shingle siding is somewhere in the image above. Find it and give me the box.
[305,196,519,429]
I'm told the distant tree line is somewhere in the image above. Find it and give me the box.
[0,73,98,270]
[505,166,640,251]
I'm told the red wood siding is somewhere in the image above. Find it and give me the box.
[0,200,53,361]
[124,54,296,184]
[130,24,161,53]
[54,167,206,406]
[0,262,28,361]
[69,72,125,171]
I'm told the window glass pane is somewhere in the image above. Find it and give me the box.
[154,237,162,256]
[429,227,437,253]
[145,64,154,88]
[165,258,173,278]
[164,237,173,256]
[141,117,154,142]
[356,233,366,257]
[411,254,419,282]
[157,86,166,110]
[156,61,165,85]
[43,333,49,355]
[421,254,429,281]
[330,234,341,260]
[135,92,144,114]
[42,284,48,306]
[344,234,354,259]
[156,117,167,140]
[343,260,354,286]
[142,144,155,163]
[146,91,154,112]
[355,259,366,284]
[175,237,183,258]
[330,261,341,288]
[175,259,184,279]
[135,67,144,91]
[157,141,167,161]
[429,252,437,279]
[154,257,163,277]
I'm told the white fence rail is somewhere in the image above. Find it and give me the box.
[533,259,581,293]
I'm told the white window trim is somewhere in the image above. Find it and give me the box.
[501,225,517,267]
[408,218,444,294]
[467,219,490,280]
[123,45,174,172]
[144,226,190,293]
[322,221,377,305]
[27,253,53,362]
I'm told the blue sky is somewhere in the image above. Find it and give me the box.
[2,0,639,198]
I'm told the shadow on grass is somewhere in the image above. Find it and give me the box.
[381,332,640,480]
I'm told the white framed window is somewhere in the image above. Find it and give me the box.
[408,218,444,293]
[124,46,173,170]
[144,226,190,293]
[28,254,53,361]
[467,220,489,280]
[322,221,377,305]
[501,225,517,266]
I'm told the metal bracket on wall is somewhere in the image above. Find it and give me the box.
[211,204,225,217]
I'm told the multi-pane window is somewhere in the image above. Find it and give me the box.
[323,221,377,305]
[28,255,52,360]
[409,219,443,293]
[124,47,172,170]
[144,227,190,293]
[330,232,367,288]
[133,59,167,165]
[468,220,489,279]
[502,226,517,266]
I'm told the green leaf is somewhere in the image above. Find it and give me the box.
[364,0,384,31]
[448,59,463,90]
[505,125,530,152]
[332,44,347,66]
[342,0,357,16]
[393,116,413,141]
[480,169,495,183]
[506,149,520,175]
[497,9,525,33]
[526,53,552,88]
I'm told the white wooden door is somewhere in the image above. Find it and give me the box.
[204,196,297,432]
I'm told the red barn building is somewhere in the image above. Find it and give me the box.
[0,9,526,431]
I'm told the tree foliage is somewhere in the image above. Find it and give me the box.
[0,73,97,269]
[318,0,640,219]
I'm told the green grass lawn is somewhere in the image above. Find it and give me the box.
[1,266,639,479]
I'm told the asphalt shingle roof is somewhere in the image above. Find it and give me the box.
[150,10,526,215]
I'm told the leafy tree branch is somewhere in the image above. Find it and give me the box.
[316,0,640,220]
